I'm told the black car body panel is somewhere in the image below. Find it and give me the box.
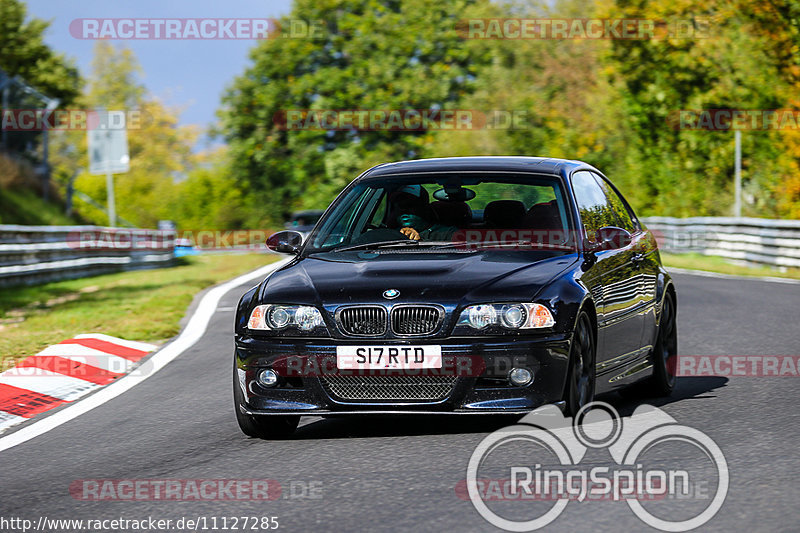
[234,157,675,417]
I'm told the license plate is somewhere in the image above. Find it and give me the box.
[336,345,442,370]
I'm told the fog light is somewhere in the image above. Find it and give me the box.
[508,367,533,387]
[257,369,279,387]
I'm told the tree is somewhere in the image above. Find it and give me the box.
[428,0,800,218]
[0,0,82,104]
[172,148,253,230]
[85,42,145,108]
[66,43,198,228]
[602,0,800,217]
[429,0,632,198]
[219,0,494,225]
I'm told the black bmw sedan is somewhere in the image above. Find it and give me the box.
[233,157,677,438]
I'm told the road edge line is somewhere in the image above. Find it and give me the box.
[0,258,289,453]
[667,266,800,284]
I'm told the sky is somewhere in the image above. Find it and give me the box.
[26,0,293,146]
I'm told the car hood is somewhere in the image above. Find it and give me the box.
[258,251,578,306]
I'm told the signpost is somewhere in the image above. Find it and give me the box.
[87,110,130,227]
[734,130,742,218]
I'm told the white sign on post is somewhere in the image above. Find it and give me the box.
[88,110,130,174]
[87,110,130,226]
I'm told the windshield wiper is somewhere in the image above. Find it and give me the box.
[330,239,420,253]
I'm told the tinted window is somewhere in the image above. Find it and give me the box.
[314,185,373,247]
[571,170,618,241]
[592,172,636,233]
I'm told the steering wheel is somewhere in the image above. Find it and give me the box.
[364,223,389,231]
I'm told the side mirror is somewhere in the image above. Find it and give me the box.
[266,230,303,254]
[592,226,632,251]
[585,226,632,252]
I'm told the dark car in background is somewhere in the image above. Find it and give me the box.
[284,209,325,238]
[234,157,677,438]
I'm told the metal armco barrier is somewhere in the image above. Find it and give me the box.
[2,218,797,287]
[0,225,175,287]
[642,216,800,269]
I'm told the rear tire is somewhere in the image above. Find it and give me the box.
[564,312,596,417]
[233,362,299,439]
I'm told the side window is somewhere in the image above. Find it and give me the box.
[571,170,618,242]
[592,173,637,233]
[368,190,387,227]
[312,186,371,248]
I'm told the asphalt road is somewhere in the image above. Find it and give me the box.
[0,271,798,532]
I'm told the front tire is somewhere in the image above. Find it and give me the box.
[564,311,596,416]
[233,362,299,439]
[620,290,677,398]
[649,291,677,396]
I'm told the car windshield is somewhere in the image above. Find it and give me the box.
[304,172,574,253]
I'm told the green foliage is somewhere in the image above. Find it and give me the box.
[431,0,800,219]
[10,0,800,229]
[0,151,81,225]
[598,0,795,217]
[172,150,255,230]
[0,0,82,104]
[0,185,76,225]
[219,0,495,224]
[64,43,199,229]
[85,42,145,108]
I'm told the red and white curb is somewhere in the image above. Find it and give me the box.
[0,258,290,453]
[0,334,156,433]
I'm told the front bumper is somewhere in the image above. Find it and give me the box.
[235,334,572,415]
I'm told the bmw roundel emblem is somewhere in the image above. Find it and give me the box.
[383,289,400,299]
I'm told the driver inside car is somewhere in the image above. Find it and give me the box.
[387,185,458,241]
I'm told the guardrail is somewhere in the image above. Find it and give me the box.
[641,216,800,269]
[3,218,797,286]
[0,225,175,287]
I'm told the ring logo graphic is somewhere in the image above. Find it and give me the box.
[465,402,728,531]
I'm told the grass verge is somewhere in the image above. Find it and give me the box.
[0,187,78,225]
[0,253,278,365]
[660,252,800,281]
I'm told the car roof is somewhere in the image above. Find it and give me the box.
[359,156,596,180]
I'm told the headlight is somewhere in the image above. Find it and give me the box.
[467,305,497,329]
[248,304,324,331]
[457,303,555,330]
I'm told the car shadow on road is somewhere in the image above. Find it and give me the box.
[290,377,728,440]
[292,413,523,440]
[601,376,730,417]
